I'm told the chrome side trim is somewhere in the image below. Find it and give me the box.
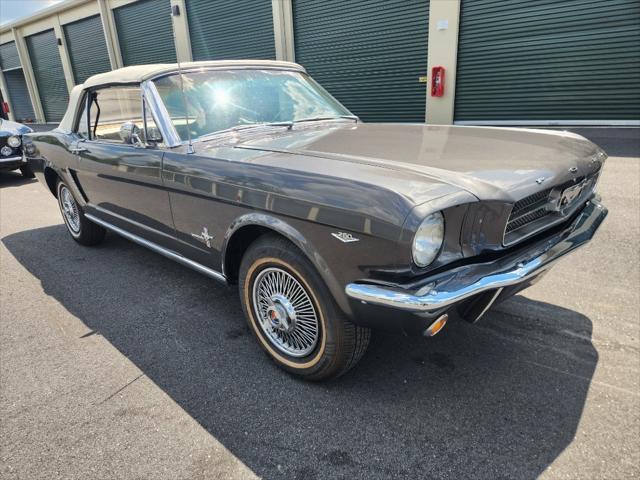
[92,204,175,241]
[346,199,607,313]
[85,213,227,284]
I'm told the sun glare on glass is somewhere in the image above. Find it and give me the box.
[213,89,231,106]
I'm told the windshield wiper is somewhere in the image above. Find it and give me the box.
[195,116,357,143]
[293,115,359,124]
[196,121,294,143]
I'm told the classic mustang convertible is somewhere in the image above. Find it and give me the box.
[26,60,607,380]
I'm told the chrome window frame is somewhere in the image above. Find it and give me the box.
[141,80,181,148]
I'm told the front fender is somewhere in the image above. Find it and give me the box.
[221,212,353,316]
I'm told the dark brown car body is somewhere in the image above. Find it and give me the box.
[25,62,608,334]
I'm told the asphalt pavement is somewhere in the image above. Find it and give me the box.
[1,128,638,479]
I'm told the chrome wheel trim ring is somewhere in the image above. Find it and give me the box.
[251,266,320,358]
[60,185,81,234]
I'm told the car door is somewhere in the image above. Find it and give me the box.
[72,85,175,247]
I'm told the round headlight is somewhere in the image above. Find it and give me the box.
[24,142,37,156]
[7,135,21,148]
[412,211,445,267]
[1,145,13,157]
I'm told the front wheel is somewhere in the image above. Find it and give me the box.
[239,234,370,381]
[56,179,106,246]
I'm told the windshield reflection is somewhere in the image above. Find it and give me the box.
[153,69,354,141]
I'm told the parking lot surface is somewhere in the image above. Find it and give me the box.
[1,130,638,479]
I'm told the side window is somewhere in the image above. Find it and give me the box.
[89,86,143,143]
[76,100,90,139]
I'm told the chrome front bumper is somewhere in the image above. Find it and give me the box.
[345,198,607,313]
[0,155,24,164]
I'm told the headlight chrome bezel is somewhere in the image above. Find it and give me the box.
[412,211,445,268]
[7,135,21,148]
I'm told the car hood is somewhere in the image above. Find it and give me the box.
[0,119,32,136]
[234,123,605,202]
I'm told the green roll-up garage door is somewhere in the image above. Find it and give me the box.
[0,41,20,71]
[293,0,429,123]
[114,0,176,66]
[186,0,276,60]
[4,70,35,122]
[0,41,35,122]
[64,14,112,84]
[455,0,640,123]
[26,29,69,122]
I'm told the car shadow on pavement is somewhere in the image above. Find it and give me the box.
[3,225,598,480]
[0,171,36,188]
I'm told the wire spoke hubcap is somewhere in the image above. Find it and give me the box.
[252,267,320,357]
[60,186,80,233]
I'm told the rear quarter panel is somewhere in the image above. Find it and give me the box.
[25,130,78,196]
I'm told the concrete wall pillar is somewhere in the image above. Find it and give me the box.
[425,0,461,125]
[272,0,295,62]
[12,27,45,123]
[100,0,123,68]
[52,15,76,92]
[170,0,193,63]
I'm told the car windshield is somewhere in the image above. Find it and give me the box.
[152,69,354,141]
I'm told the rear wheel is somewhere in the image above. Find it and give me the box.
[239,234,370,380]
[56,179,106,246]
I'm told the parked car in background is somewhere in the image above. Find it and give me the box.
[25,61,608,380]
[0,118,34,178]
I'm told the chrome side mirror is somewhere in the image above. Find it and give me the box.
[146,125,162,143]
[119,121,144,147]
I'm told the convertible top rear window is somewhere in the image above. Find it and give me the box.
[152,69,351,141]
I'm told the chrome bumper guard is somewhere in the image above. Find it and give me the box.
[346,198,607,313]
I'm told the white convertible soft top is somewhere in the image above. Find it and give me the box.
[57,60,305,132]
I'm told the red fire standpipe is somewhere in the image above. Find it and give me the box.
[431,66,445,97]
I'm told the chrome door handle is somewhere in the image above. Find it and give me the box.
[70,146,88,154]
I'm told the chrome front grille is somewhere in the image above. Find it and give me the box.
[504,172,599,246]
[505,189,553,234]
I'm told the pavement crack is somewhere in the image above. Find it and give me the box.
[524,360,639,397]
[96,373,145,405]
